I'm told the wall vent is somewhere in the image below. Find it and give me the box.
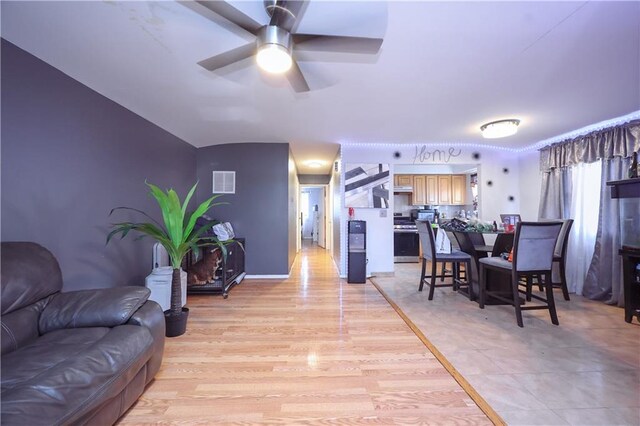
[212,171,236,194]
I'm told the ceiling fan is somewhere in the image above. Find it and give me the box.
[193,0,384,92]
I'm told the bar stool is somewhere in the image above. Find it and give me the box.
[417,221,472,301]
[479,221,562,327]
[440,230,467,282]
[452,231,485,301]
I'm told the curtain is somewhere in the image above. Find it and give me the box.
[540,120,640,171]
[538,119,639,301]
[539,168,571,219]
[583,157,630,305]
[565,161,602,295]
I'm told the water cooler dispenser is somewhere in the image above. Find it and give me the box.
[348,220,367,283]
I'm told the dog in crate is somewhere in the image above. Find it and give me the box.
[187,246,222,285]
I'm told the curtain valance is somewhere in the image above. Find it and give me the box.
[539,120,640,172]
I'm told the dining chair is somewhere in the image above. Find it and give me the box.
[417,221,472,301]
[526,219,574,301]
[478,221,563,327]
[452,231,483,301]
[468,232,493,255]
[440,231,467,282]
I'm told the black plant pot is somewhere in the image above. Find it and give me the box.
[164,307,189,337]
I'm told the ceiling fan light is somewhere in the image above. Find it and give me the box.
[256,44,292,74]
[480,119,521,139]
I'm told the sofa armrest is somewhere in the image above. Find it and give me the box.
[39,286,150,334]
[127,300,165,383]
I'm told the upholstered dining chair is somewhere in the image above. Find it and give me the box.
[417,221,471,301]
[452,231,483,301]
[478,221,563,327]
[467,232,493,256]
[440,230,467,282]
[527,219,574,301]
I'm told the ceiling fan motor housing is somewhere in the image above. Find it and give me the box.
[263,0,291,18]
[257,25,292,53]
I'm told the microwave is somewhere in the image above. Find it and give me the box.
[411,209,435,222]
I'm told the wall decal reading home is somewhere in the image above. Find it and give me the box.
[413,146,462,164]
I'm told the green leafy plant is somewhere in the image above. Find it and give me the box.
[107,182,225,317]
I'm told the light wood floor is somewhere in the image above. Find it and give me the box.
[120,243,492,425]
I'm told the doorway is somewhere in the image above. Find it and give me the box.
[299,185,327,249]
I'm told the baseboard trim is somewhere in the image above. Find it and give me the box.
[369,277,506,426]
[245,274,289,279]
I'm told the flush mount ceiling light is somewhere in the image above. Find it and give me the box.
[480,119,521,139]
[305,160,325,168]
[256,26,292,74]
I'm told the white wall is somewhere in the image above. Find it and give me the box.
[331,150,342,270]
[317,187,326,248]
[518,150,542,220]
[288,151,300,271]
[339,145,525,276]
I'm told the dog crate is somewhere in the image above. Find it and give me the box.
[186,238,245,299]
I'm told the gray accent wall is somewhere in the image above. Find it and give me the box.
[195,143,292,275]
[1,39,197,291]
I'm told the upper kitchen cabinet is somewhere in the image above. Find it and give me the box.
[425,175,439,205]
[413,174,466,205]
[437,175,452,205]
[451,175,466,205]
[394,175,414,188]
[413,175,427,205]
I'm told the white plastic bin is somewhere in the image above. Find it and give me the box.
[145,267,187,312]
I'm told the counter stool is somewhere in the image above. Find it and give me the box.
[479,221,562,327]
[417,221,472,301]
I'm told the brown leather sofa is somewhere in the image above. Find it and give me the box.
[1,242,165,425]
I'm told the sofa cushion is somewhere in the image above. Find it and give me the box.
[1,242,62,316]
[1,325,154,426]
[1,298,50,356]
[39,287,150,334]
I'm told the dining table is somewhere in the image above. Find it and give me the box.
[449,229,515,305]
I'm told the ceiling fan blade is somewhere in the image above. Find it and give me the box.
[269,0,308,32]
[293,34,383,54]
[198,43,256,71]
[286,59,310,93]
[195,1,262,35]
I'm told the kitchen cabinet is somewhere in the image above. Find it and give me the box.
[395,175,414,187]
[425,175,439,205]
[412,175,427,205]
[410,174,468,206]
[451,175,466,205]
[437,175,452,205]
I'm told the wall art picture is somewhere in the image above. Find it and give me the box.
[344,163,390,208]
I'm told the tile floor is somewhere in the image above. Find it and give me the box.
[371,263,640,426]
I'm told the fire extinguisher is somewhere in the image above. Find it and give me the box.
[348,207,355,220]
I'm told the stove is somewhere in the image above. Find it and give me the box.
[393,224,418,232]
[393,217,419,262]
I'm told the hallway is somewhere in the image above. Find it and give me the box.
[120,244,493,424]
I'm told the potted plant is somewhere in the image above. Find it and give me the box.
[107,182,225,337]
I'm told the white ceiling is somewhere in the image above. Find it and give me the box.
[2,1,639,174]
